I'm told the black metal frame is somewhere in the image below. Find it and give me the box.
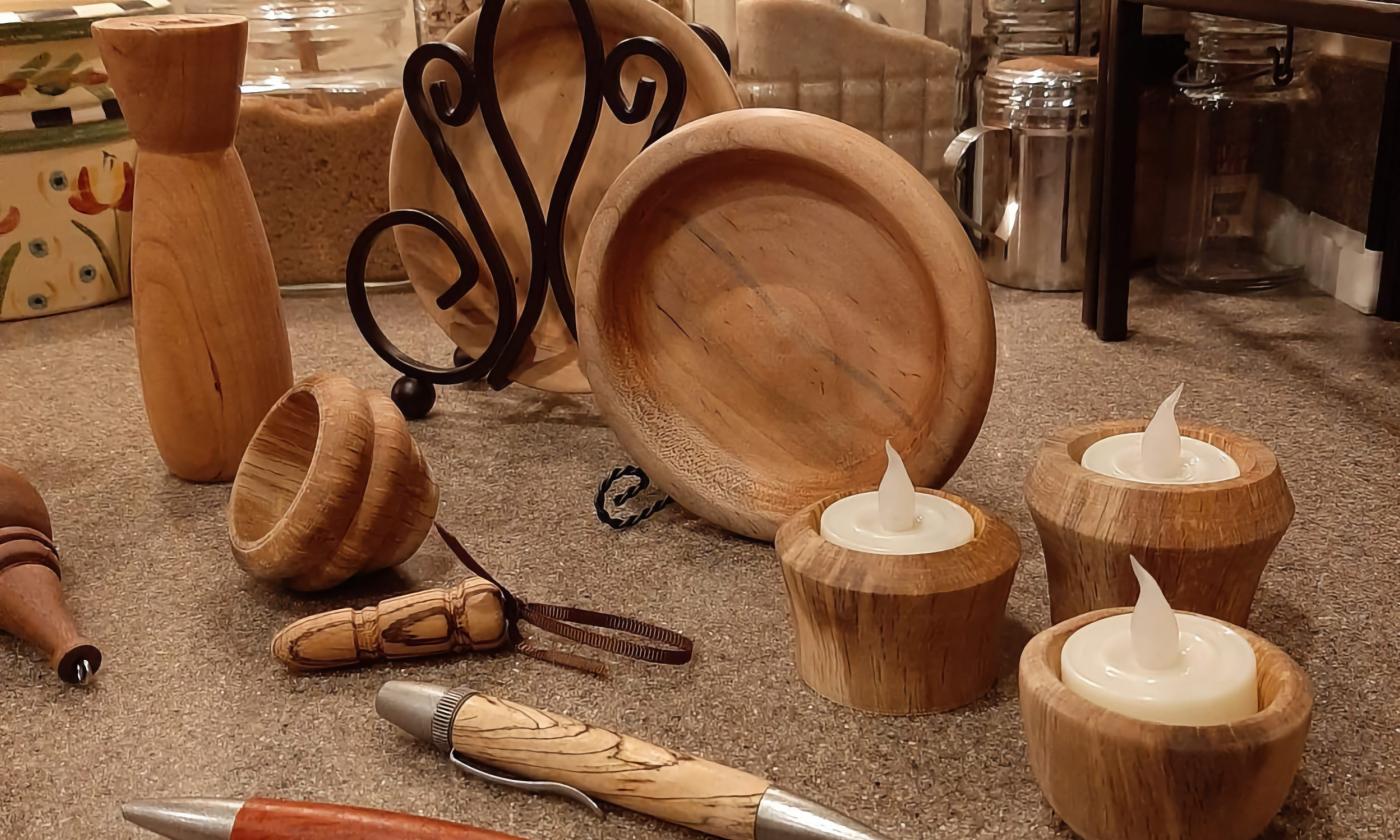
[346,0,731,416]
[1085,0,1400,340]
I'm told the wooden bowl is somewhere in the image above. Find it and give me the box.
[1020,608,1312,840]
[577,109,996,540]
[389,0,740,393]
[228,374,440,591]
[1024,420,1293,626]
[775,489,1020,714]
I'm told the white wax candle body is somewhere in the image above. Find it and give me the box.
[1080,433,1240,485]
[820,491,974,555]
[1061,613,1259,725]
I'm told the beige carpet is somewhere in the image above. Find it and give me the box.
[1,282,1397,839]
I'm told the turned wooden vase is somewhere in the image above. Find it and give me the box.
[774,489,1020,714]
[1024,420,1293,626]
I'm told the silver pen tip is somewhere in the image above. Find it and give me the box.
[756,788,891,840]
[121,798,242,840]
[376,680,451,745]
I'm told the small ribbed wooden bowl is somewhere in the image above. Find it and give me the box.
[774,489,1020,714]
[1024,420,1293,626]
[1020,608,1312,840]
[228,373,439,591]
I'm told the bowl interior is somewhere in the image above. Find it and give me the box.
[229,390,319,544]
[592,148,949,515]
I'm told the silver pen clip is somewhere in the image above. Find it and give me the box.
[449,750,604,817]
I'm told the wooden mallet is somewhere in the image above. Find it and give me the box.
[0,464,101,684]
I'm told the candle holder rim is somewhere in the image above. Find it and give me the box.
[227,374,363,559]
[1022,606,1313,740]
[776,487,1019,595]
[1041,418,1281,495]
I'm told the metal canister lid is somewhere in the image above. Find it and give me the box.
[982,55,1098,130]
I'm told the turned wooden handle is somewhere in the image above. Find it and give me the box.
[271,576,509,671]
[452,693,772,840]
[234,798,526,840]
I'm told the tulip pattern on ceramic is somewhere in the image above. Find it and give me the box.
[0,138,133,320]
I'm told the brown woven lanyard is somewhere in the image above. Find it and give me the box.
[435,524,693,676]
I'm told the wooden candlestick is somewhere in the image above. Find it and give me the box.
[228,373,439,591]
[271,574,508,670]
[1020,608,1312,840]
[0,464,102,684]
[774,489,1020,714]
[1024,420,1293,626]
[92,15,293,482]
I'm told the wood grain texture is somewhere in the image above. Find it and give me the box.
[576,108,996,541]
[234,797,527,839]
[0,466,99,682]
[774,489,1020,714]
[228,374,439,591]
[389,0,739,392]
[1020,608,1312,840]
[271,574,508,670]
[451,693,771,840]
[92,15,293,482]
[1024,420,1294,625]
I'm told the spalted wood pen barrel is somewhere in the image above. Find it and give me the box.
[0,464,102,684]
[91,15,293,482]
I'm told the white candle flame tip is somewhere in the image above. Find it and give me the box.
[1129,555,1181,670]
[1140,384,1185,480]
[877,440,916,533]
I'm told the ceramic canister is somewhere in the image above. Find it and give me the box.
[0,0,167,321]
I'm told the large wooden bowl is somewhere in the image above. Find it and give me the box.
[1021,608,1312,840]
[1024,420,1293,625]
[576,109,996,540]
[228,374,440,591]
[390,0,740,392]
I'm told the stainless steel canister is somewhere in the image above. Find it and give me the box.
[945,56,1097,291]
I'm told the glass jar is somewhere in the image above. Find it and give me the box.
[186,0,417,287]
[1156,15,1317,292]
[984,0,1099,65]
[734,0,974,204]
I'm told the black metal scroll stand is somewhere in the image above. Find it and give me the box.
[344,0,731,420]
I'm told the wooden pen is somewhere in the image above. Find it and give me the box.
[376,681,890,840]
[121,797,528,840]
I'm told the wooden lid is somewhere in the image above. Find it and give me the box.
[577,109,996,541]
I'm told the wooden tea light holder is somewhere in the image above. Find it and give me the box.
[1020,559,1312,840]
[775,444,1020,714]
[1024,387,1293,625]
[228,374,439,591]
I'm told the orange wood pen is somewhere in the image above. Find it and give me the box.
[121,797,528,840]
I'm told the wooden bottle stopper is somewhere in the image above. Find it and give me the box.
[774,489,1020,714]
[0,464,102,684]
[229,373,440,591]
[1024,420,1294,626]
[271,574,508,670]
[1020,608,1312,840]
[92,15,293,482]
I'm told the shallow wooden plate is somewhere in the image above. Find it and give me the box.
[577,109,996,541]
[389,0,740,392]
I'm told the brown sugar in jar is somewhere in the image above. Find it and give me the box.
[236,89,406,287]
